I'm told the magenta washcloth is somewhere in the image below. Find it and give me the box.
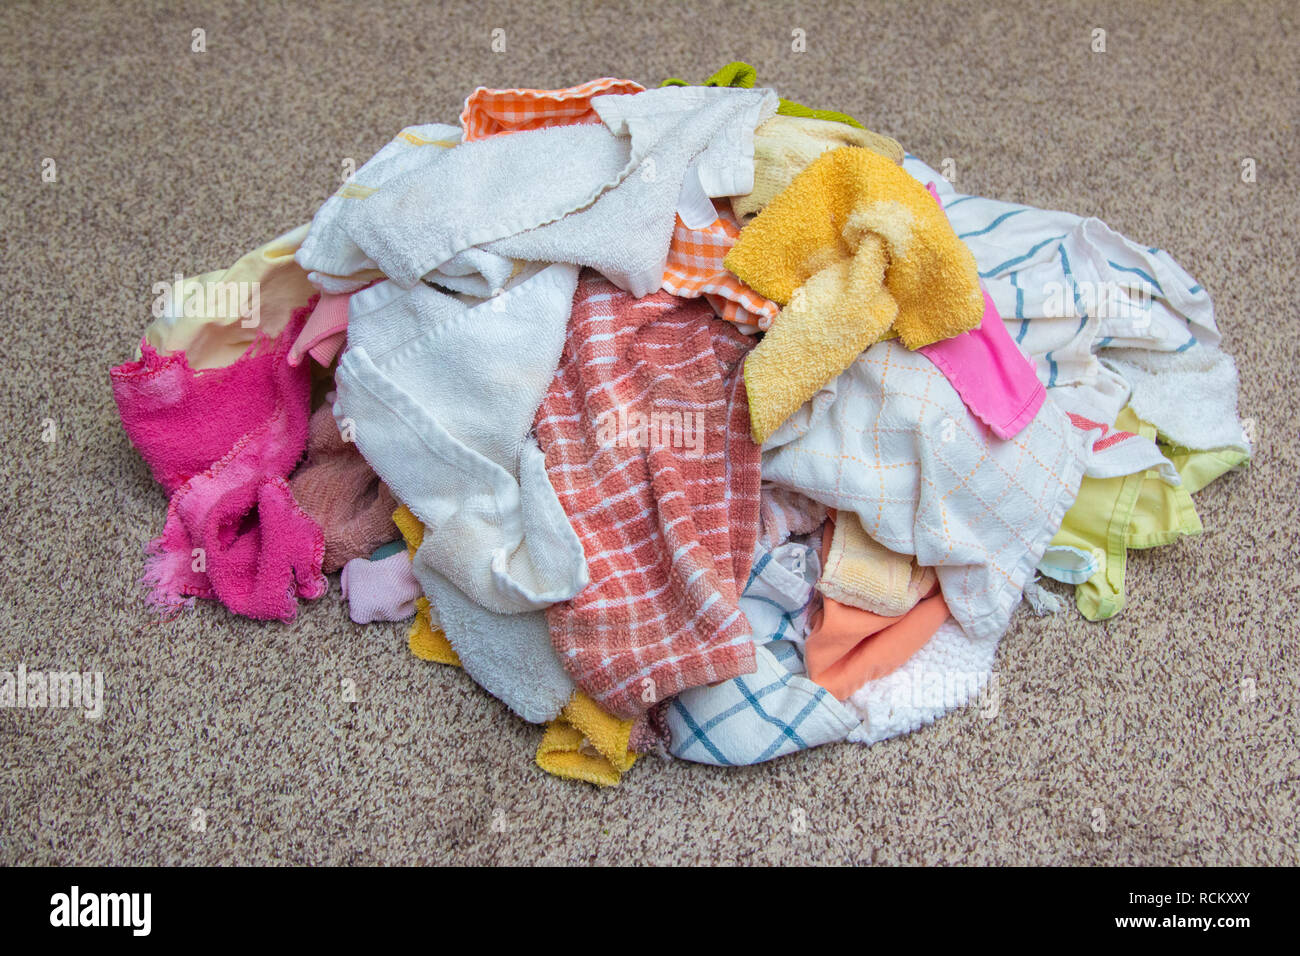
[339,551,421,624]
[918,182,1046,440]
[111,298,326,621]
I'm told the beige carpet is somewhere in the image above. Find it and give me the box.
[1,0,1296,866]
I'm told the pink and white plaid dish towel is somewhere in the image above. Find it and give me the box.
[535,271,762,719]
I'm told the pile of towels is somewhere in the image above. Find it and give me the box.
[111,65,1250,785]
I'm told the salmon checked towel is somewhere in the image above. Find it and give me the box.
[534,271,762,719]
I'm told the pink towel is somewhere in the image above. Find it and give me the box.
[288,290,355,368]
[340,551,421,624]
[918,183,1046,440]
[112,298,326,621]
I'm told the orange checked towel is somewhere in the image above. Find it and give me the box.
[662,211,779,331]
[460,76,646,141]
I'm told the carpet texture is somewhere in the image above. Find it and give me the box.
[1,0,1296,866]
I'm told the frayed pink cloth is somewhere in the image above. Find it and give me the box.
[111,298,326,621]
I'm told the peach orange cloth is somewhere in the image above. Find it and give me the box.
[804,518,950,700]
[459,77,645,142]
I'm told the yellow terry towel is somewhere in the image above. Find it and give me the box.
[536,691,639,787]
[818,510,936,617]
[392,505,461,666]
[725,147,984,443]
[731,114,905,223]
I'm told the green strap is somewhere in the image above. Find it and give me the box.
[660,61,864,129]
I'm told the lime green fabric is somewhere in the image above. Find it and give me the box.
[1162,443,1250,496]
[1051,407,1248,620]
[661,61,865,129]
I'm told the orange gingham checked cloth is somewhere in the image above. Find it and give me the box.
[662,209,780,331]
[460,76,645,142]
[534,271,762,719]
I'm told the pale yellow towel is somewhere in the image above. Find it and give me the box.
[142,224,317,370]
[818,511,936,617]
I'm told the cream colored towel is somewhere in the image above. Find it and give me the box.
[817,511,936,618]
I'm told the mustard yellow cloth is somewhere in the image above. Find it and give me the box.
[536,691,639,787]
[724,147,984,443]
[392,505,460,666]
[1051,407,1248,620]
[142,224,317,370]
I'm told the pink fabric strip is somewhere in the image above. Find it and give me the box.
[288,291,354,368]
[918,182,1046,440]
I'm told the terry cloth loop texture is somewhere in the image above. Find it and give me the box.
[333,86,776,296]
[725,147,985,443]
[290,401,398,573]
[112,298,325,621]
[334,265,584,724]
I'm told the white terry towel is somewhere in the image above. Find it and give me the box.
[333,263,587,723]
[336,86,777,296]
[487,87,775,296]
[844,618,1000,745]
[295,123,464,292]
[422,572,574,725]
[339,122,629,289]
[1103,346,1250,454]
[333,261,588,615]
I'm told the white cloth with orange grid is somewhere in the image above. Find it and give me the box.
[761,338,1088,643]
[662,207,779,332]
